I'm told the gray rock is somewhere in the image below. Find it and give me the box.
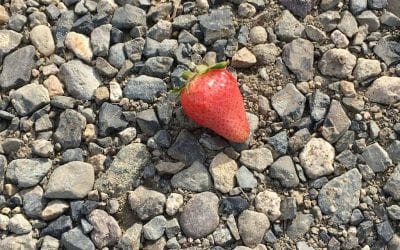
[91,24,112,57]
[368,0,387,9]
[95,57,118,78]
[6,158,51,188]
[95,143,151,197]
[337,11,359,38]
[61,227,95,250]
[282,38,314,81]
[62,148,84,163]
[141,56,174,78]
[147,2,172,22]
[384,164,400,200]
[10,83,50,116]
[9,214,32,235]
[350,209,364,225]
[286,213,313,239]
[32,139,54,158]
[178,30,199,44]
[239,148,273,172]
[271,83,306,123]
[388,140,400,164]
[108,43,126,69]
[136,108,160,136]
[30,25,55,56]
[0,45,35,90]
[361,143,392,173]
[88,209,121,248]
[236,166,257,189]
[280,197,297,220]
[213,225,233,246]
[123,75,166,103]
[288,128,311,153]
[198,9,235,45]
[297,241,314,250]
[267,131,288,155]
[147,20,172,42]
[119,223,142,250]
[278,0,313,17]
[381,11,400,27]
[305,25,327,42]
[209,152,238,193]
[168,130,206,165]
[8,14,27,32]
[320,0,340,10]
[388,234,400,250]
[300,138,335,179]
[111,4,146,29]
[353,58,381,82]
[21,186,46,219]
[387,205,400,220]
[309,90,330,121]
[124,37,145,62]
[143,216,167,240]
[350,0,367,14]
[318,10,341,32]
[171,161,212,192]
[40,235,60,249]
[0,233,37,249]
[45,161,94,199]
[0,155,5,193]
[376,221,394,243]
[58,60,101,100]
[143,37,160,58]
[128,186,166,221]
[172,14,197,29]
[158,39,178,57]
[179,192,219,239]
[318,48,356,79]
[238,210,270,248]
[98,103,128,136]
[275,10,305,42]
[373,39,400,66]
[41,200,69,221]
[270,156,299,188]
[330,30,349,48]
[41,215,73,237]
[357,11,380,32]
[0,30,23,61]
[1,138,23,155]
[54,109,86,149]
[318,169,362,224]
[366,76,400,105]
[321,100,351,143]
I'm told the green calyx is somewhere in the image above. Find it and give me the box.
[171,61,229,94]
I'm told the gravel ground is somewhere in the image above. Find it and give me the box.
[0,0,399,249]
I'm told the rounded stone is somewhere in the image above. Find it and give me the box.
[300,138,335,179]
[30,25,55,56]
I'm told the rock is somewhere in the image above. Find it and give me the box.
[58,60,101,100]
[0,156,5,194]
[238,210,270,248]
[0,5,9,24]
[353,58,381,82]
[271,83,306,123]
[252,43,281,65]
[141,56,174,78]
[165,218,180,239]
[166,193,184,216]
[54,109,86,149]
[171,161,212,192]
[373,39,400,66]
[366,76,400,105]
[219,196,249,217]
[388,234,400,250]
[21,186,46,218]
[0,45,35,90]
[300,138,335,179]
[168,130,206,165]
[0,30,23,60]
[278,0,313,17]
[269,156,299,188]
[318,169,362,224]
[125,37,145,61]
[123,75,167,103]
[249,26,268,45]
[376,221,394,243]
[337,11,359,38]
[321,100,351,143]
[9,214,32,235]
[61,227,95,250]
[231,48,257,68]
[147,20,172,42]
[255,190,281,221]
[238,2,256,17]
[357,10,380,32]
[350,0,367,14]
[213,225,233,246]
[91,24,111,57]
[172,14,197,29]
[88,209,121,248]
[143,216,166,240]
[236,166,257,190]
[0,214,9,231]
[305,25,327,42]
[6,158,51,188]
[95,143,150,197]
[45,161,94,199]
[98,103,128,136]
[368,0,387,9]
[41,200,69,221]
[119,223,142,250]
[0,233,37,249]
[388,141,400,164]
[1,138,23,155]
[129,186,166,220]
[30,25,55,56]
[198,9,235,45]
[239,148,273,172]
[44,75,64,97]
[111,4,146,29]
[318,10,341,32]
[388,205,400,220]
[319,48,356,79]
[10,83,50,116]
[320,0,340,10]
[331,30,349,48]
[32,139,54,157]
[275,10,305,42]
[209,153,238,193]
[267,131,288,155]
[361,143,392,173]
[309,90,330,121]
[282,38,314,81]
[136,109,160,136]
[384,164,400,200]
[286,213,313,239]
[65,32,92,63]
[180,192,219,239]
[381,11,400,27]
[108,43,125,69]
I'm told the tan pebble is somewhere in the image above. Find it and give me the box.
[43,75,64,96]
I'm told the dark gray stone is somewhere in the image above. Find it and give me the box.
[21,186,46,219]
[168,130,206,165]
[219,196,249,217]
[279,0,313,17]
[124,38,145,62]
[361,143,392,173]
[0,46,35,90]
[10,83,50,116]
[384,164,400,200]
[321,100,351,143]
[108,43,126,69]
[376,221,394,243]
[62,148,84,163]
[143,38,160,58]
[198,9,235,45]
[0,30,23,62]
[54,109,86,149]
[282,38,314,81]
[388,140,400,164]
[280,197,297,220]
[111,4,146,29]
[123,75,167,103]
[271,83,306,123]
[91,24,112,57]
[136,109,161,136]
[61,227,95,250]
[310,90,330,122]
[270,156,299,188]
[0,156,5,193]
[373,39,400,66]
[72,14,94,35]
[368,0,387,9]
[172,14,197,29]
[8,14,27,32]
[41,215,73,238]
[171,161,212,192]
[141,56,174,78]
[350,209,364,225]
[357,10,380,32]
[95,57,118,78]
[267,131,288,155]
[350,0,367,14]
[53,11,74,51]
[275,10,305,42]
[236,166,257,190]
[147,20,172,42]
[98,103,128,137]
[143,216,166,240]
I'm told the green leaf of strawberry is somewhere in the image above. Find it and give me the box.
[177,61,250,143]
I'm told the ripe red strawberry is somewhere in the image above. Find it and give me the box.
[178,62,250,143]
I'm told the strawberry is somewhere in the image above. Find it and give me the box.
[177,62,250,143]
